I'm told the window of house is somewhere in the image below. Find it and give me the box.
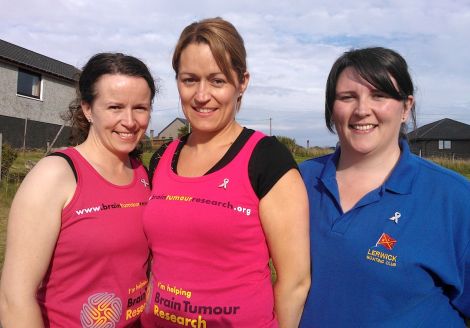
[438,140,451,149]
[17,69,42,99]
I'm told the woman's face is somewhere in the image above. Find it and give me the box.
[176,43,248,135]
[82,74,151,157]
[332,67,413,157]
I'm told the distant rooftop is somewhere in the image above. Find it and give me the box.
[0,39,80,81]
[408,118,470,140]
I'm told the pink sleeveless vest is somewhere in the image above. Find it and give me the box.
[141,131,278,327]
[37,148,150,327]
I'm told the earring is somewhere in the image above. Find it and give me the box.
[87,117,93,124]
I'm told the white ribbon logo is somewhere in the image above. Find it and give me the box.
[218,178,229,190]
[140,179,149,188]
[389,212,401,224]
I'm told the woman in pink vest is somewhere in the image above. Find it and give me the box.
[0,53,155,327]
[141,17,310,328]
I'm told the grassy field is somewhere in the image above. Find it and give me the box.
[0,152,39,274]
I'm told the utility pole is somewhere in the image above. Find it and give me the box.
[269,117,272,136]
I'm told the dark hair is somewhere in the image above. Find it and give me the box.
[172,17,247,86]
[65,53,157,157]
[325,47,416,137]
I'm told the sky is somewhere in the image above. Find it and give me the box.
[1,0,470,147]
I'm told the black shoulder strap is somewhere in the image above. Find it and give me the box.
[47,152,78,182]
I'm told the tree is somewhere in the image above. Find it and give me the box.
[178,124,190,137]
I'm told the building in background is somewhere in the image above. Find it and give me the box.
[408,118,470,159]
[0,39,80,149]
[156,117,188,141]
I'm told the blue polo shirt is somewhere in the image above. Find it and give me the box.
[299,140,470,327]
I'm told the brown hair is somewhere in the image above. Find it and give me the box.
[64,53,157,157]
[172,17,247,86]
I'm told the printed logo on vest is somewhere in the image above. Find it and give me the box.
[365,233,398,268]
[218,178,230,190]
[80,292,122,328]
[141,178,150,188]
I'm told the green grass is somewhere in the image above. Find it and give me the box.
[428,157,470,178]
[142,151,152,167]
[0,179,21,274]
[0,193,10,274]
[0,151,44,273]
[294,148,334,164]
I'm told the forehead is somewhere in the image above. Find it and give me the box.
[336,67,375,91]
[94,74,147,89]
[93,74,151,100]
[336,66,399,93]
[179,43,222,73]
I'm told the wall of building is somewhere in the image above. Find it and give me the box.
[409,140,470,159]
[0,61,76,149]
[157,120,185,140]
[0,61,76,125]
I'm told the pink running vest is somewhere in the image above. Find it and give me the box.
[37,148,150,327]
[141,131,278,328]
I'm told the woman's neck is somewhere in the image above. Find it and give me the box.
[176,121,243,177]
[76,136,131,177]
[337,143,401,176]
[335,143,402,213]
[186,121,243,150]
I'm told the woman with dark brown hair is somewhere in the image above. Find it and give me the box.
[0,53,156,327]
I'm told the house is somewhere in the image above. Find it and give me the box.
[407,118,470,159]
[0,39,80,149]
[156,117,188,141]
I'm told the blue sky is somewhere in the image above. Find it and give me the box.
[1,0,470,147]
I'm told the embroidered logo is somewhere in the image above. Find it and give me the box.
[389,211,401,224]
[366,233,399,268]
[375,233,397,250]
[140,178,150,188]
[80,292,122,328]
[218,178,230,190]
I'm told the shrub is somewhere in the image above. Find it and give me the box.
[1,143,18,178]
[275,135,297,153]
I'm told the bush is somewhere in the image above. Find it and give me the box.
[1,143,18,178]
[275,135,297,153]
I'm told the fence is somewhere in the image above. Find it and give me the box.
[0,133,2,183]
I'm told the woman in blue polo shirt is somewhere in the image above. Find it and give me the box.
[300,47,470,327]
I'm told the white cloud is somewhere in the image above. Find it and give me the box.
[1,0,470,147]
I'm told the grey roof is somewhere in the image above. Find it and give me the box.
[0,39,80,81]
[408,118,470,140]
[157,117,188,137]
